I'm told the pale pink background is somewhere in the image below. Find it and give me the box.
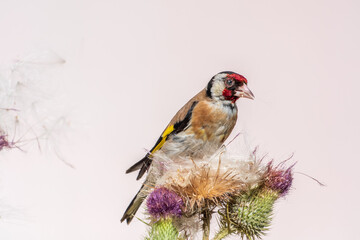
[0,0,359,239]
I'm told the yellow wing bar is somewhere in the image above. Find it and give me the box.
[151,125,174,154]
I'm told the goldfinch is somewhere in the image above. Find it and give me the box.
[121,71,254,224]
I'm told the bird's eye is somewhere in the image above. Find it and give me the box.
[225,79,234,87]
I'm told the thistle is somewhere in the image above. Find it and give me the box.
[214,158,294,240]
[264,160,294,197]
[147,187,183,220]
[215,189,277,240]
[146,187,183,240]
[141,147,295,240]
[154,150,265,213]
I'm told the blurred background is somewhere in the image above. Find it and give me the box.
[0,0,359,239]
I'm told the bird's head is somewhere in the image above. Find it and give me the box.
[206,71,255,103]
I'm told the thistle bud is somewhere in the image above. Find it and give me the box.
[216,189,277,240]
[265,161,294,197]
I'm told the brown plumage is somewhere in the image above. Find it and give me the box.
[121,71,254,224]
[190,99,237,141]
[168,89,208,126]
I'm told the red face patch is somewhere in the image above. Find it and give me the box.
[228,73,247,84]
[222,89,232,98]
[222,89,238,103]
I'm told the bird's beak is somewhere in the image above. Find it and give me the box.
[235,84,255,100]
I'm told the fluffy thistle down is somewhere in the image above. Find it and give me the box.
[0,51,73,223]
[141,143,295,240]
[150,147,266,212]
[173,212,202,240]
[0,50,71,164]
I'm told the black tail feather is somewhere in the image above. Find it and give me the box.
[125,157,146,174]
[126,155,153,180]
[136,156,152,180]
[121,184,146,224]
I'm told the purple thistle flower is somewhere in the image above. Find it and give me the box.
[265,161,294,197]
[146,187,183,219]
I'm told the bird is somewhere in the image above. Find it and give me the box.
[121,71,254,224]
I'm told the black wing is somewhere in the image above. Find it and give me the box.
[126,101,198,180]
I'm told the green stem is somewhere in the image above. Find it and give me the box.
[212,228,231,240]
[201,208,211,240]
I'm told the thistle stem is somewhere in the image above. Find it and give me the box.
[201,208,211,240]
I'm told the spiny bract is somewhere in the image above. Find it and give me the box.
[217,189,278,240]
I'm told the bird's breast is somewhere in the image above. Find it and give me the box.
[160,101,237,158]
[189,101,237,142]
